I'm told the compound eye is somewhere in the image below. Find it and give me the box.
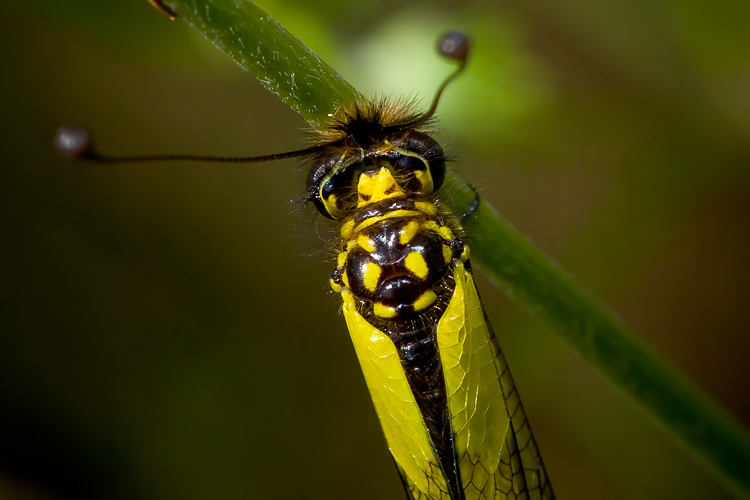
[426,151,445,192]
[319,176,358,218]
[307,155,367,219]
[392,155,430,194]
[390,131,446,193]
[307,155,343,219]
[393,154,426,174]
[307,155,337,192]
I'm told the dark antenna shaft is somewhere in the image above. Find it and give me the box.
[54,125,328,164]
[54,32,470,165]
[386,31,470,132]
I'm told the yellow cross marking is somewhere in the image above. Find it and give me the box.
[362,262,382,292]
[405,251,429,279]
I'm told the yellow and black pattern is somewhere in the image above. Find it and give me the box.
[306,97,554,500]
[56,28,554,500]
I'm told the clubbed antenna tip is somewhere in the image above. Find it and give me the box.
[55,125,94,160]
[438,32,469,63]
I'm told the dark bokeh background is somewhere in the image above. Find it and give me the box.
[3,0,749,499]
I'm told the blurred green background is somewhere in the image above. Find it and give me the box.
[3,0,749,499]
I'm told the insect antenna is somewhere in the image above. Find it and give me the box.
[54,124,328,164]
[55,31,469,164]
[384,31,470,133]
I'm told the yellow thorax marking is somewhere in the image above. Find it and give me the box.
[404,251,429,279]
[424,220,454,241]
[340,219,355,240]
[442,244,453,264]
[337,251,348,268]
[354,210,423,233]
[357,235,376,253]
[373,302,398,319]
[414,201,438,216]
[362,262,382,292]
[357,167,405,207]
[399,220,420,245]
[413,290,437,311]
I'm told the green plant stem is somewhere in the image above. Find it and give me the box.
[160,0,750,497]
[164,0,359,126]
[442,175,750,499]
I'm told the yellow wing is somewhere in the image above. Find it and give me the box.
[340,260,553,500]
[341,288,453,499]
[438,261,553,500]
